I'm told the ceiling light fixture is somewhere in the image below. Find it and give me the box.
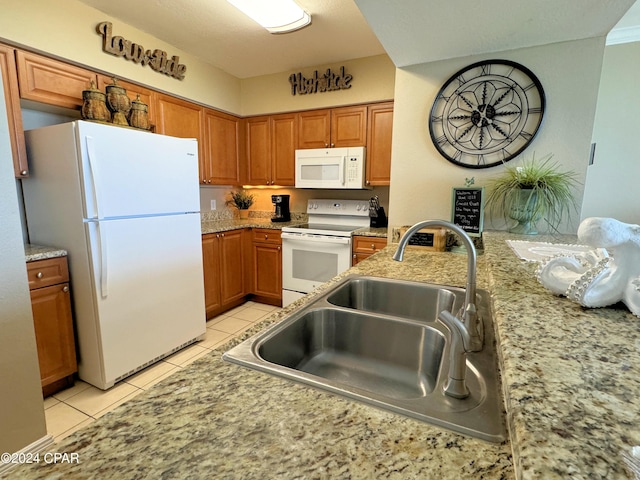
[227,0,311,34]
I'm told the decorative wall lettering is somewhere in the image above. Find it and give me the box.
[96,22,187,80]
[289,66,352,95]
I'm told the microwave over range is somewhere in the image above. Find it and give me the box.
[295,147,369,189]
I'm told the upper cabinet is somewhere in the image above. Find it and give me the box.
[203,108,241,185]
[366,102,394,186]
[155,92,204,178]
[271,113,297,186]
[16,50,96,110]
[4,46,391,187]
[246,113,296,186]
[298,105,367,149]
[0,43,28,177]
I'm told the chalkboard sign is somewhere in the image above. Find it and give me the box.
[451,187,484,237]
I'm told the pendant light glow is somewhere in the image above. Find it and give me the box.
[227,0,311,34]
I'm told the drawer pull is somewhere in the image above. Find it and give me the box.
[36,272,43,279]
[371,244,376,250]
[264,234,269,240]
[63,286,69,293]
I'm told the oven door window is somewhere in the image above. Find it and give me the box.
[282,235,352,293]
[292,249,337,283]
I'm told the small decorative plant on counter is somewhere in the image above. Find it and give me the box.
[485,154,579,234]
[226,190,255,219]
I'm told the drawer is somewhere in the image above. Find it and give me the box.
[252,228,282,244]
[353,236,387,254]
[27,257,69,290]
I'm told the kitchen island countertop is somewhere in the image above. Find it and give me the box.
[10,231,639,479]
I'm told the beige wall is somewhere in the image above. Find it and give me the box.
[389,37,605,234]
[240,54,395,115]
[0,71,48,454]
[0,0,242,114]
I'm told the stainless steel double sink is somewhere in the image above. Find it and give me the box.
[223,275,506,443]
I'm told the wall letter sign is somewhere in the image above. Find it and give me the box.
[289,66,352,95]
[96,22,187,80]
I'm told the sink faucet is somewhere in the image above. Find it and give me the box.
[392,220,483,352]
[393,220,484,399]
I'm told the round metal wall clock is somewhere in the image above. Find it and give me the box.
[429,59,545,169]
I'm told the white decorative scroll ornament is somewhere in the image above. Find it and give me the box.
[536,217,640,317]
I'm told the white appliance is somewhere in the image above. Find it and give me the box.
[295,146,368,189]
[281,199,369,306]
[22,120,206,390]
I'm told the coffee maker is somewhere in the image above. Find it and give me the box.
[271,195,291,222]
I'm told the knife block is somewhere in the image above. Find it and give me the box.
[370,207,388,228]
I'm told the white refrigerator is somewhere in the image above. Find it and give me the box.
[22,120,207,390]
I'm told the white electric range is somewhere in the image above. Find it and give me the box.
[281,199,370,307]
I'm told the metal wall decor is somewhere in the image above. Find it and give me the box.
[289,66,352,96]
[97,22,187,80]
[429,60,545,169]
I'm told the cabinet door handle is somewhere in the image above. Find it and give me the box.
[277,246,281,251]
[63,286,69,293]
[36,272,43,279]
[21,170,28,176]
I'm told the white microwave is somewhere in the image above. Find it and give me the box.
[295,147,368,189]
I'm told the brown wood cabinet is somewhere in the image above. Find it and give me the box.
[16,50,96,110]
[203,109,241,185]
[270,113,297,186]
[298,105,367,149]
[251,229,282,305]
[245,116,270,185]
[202,229,248,318]
[366,102,394,186]
[155,93,205,178]
[0,43,28,178]
[352,236,388,266]
[246,114,296,186]
[27,256,77,397]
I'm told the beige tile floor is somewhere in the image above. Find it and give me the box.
[43,301,280,443]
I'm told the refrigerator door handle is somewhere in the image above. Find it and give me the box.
[85,136,103,219]
[89,220,109,298]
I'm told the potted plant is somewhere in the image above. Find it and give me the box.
[485,154,579,234]
[226,190,255,219]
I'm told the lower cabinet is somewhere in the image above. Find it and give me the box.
[27,256,77,397]
[202,229,248,319]
[251,229,282,306]
[352,236,388,266]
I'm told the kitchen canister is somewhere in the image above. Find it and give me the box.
[105,78,132,126]
[129,94,150,130]
[81,81,111,123]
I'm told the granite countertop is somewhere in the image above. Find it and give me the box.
[201,217,388,238]
[484,231,639,479]
[24,244,67,262]
[10,231,638,479]
[11,233,510,480]
[353,226,388,238]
